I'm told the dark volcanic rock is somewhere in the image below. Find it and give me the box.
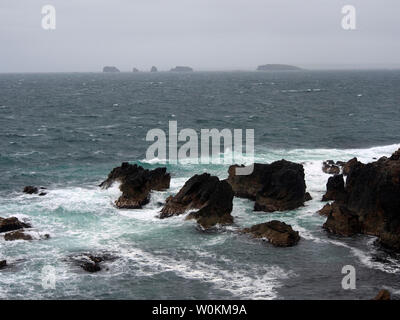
[100,163,170,209]
[373,289,391,300]
[342,157,361,176]
[305,192,313,201]
[322,203,361,236]
[227,160,308,212]
[71,253,115,273]
[318,203,333,216]
[322,148,400,251]
[160,173,234,229]
[0,260,6,269]
[4,230,33,241]
[81,262,101,273]
[0,217,30,233]
[23,186,38,194]
[322,161,340,175]
[242,220,300,247]
[322,174,346,201]
[390,150,400,161]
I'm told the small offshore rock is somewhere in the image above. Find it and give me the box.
[0,217,31,233]
[242,220,300,247]
[23,186,38,194]
[4,230,33,241]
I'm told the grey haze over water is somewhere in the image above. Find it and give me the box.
[1,0,400,72]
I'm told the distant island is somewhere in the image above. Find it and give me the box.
[103,66,120,73]
[170,66,193,72]
[132,68,140,72]
[256,64,301,71]
[150,66,158,72]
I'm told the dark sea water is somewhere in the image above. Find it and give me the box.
[1,70,400,299]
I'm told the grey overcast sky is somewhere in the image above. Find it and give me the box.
[0,0,399,72]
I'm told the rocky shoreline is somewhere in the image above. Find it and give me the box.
[2,148,400,299]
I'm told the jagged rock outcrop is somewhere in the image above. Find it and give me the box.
[322,158,361,176]
[227,160,308,212]
[0,217,30,233]
[321,149,400,251]
[100,163,170,209]
[0,260,6,269]
[160,173,234,229]
[103,66,120,73]
[342,157,361,176]
[322,174,346,201]
[242,220,300,247]
[322,203,361,236]
[318,203,332,216]
[373,289,391,300]
[322,160,341,175]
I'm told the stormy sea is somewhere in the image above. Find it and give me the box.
[1,70,400,299]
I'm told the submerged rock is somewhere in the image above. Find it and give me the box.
[322,174,346,201]
[242,220,300,247]
[71,253,115,273]
[0,217,30,233]
[227,160,308,212]
[321,148,400,251]
[100,163,170,209]
[160,173,234,229]
[4,230,33,241]
[373,289,391,300]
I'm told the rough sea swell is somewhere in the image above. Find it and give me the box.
[1,71,400,299]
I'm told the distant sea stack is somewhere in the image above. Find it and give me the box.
[150,66,158,72]
[103,66,120,73]
[132,68,140,72]
[256,64,301,71]
[170,66,193,72]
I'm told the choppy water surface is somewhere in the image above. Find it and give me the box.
[1,71,400,299]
